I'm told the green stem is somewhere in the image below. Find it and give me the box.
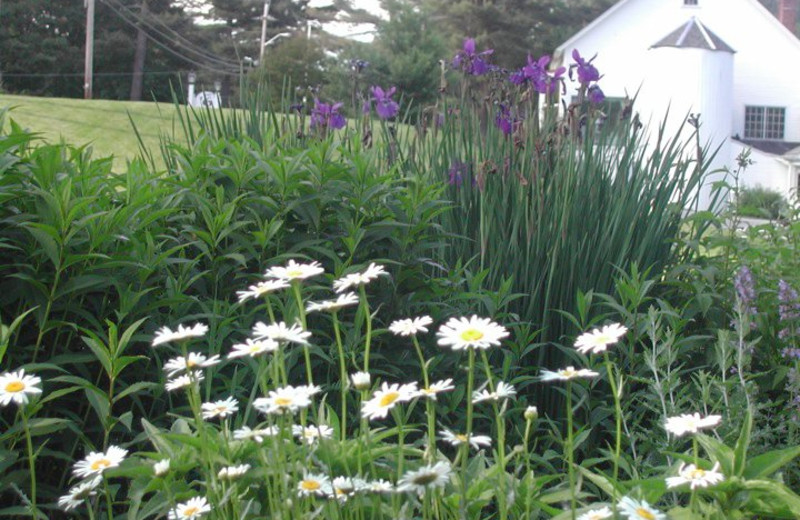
[604,353,622,512]
[333,313,347,441]
[291,282,313,386]
[21,411,38,519]
[359,286,373,373]
[461,349,476,516]
[479,350,506,520]
[566,381,576,520]
[413,336,436,460]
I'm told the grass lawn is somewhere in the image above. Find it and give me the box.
[0,94,182,169]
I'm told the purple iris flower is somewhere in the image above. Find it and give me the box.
[523,54,565,95]
[447,160,470,186]
[370,86,400,120]
[571,49,600,84]
[588,85,605,104]
[310,99,346,130]
[289,103,304,113]
[509,69,526,85]
[495,104,513,136]
[453,38,493,76]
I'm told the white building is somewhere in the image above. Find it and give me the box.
[555,0,800,208]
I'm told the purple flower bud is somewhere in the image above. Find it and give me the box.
[588,85,605,104]
[495,104,514,136]
[448,160,470,187]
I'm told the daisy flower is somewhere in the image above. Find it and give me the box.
[618,497,665,520]
[389,316,434,336]
[218,464,251,480]
[350,371,371,390]
[575,323,628,355]
[366,479,395,494]
[297,473,332,497]
[472,381,517,404]
[666,462,724,490]
[439,430,492,450]
[361,382,420,420]
[333,263,389,293]
[168,496,211,520]
[165,373,204,392]
[306,292,359,313]
[539,366,600,382]
[152,323,208,347]
[264,259,324,282]
[73,446,128,478]
[577,507,613,520]
[228,338,278,359]
[397,461,452,495]
[419,378,455,400]
[293,424,334,444]
[664,413,722,437]
[58,477,102,511]
[254,385,313,415]
[163,353,220,377]
[252,321,311,345]
[236,279,290,303]
[330,476,367,502]
[201,397,239,420]
[0,369,42,406]
[154,458,170,476]
[436,315,509,350]
[233,425,279,443]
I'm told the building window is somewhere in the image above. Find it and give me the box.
[684,0,698,5]
[744,106,785,140]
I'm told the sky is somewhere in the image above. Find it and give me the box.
[308,0,389,42]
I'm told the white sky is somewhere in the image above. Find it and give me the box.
[308,0,388,42]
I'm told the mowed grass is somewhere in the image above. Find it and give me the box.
[0,94,183,169]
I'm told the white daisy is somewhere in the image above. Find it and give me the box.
[330,476,367,502]
[163,353,220,377]
[366,479,395,493]
[439,429,492,450]
[472,381,517,404]
[73,446,128,478]
[361,382,420,420]
[306,292,359,313]
[389,316,434,336]
[664,413,722,437]
[236,279,290,303]
[297,473,332,497]
[252,321,311,345]
[333,263,389,293]
[165,373,204,392]
[254,385,313,415]
[0,369,42,406]
[58,476,102,511]
[233,425,279,443]
[228,338,279,359]
[577,506,613,520]
[168,496,211,520]
[666,462,725,490]
[436,316,509,350]
[419,378,455,400]
[293,424,334,444]
[539,366,600,382]
[201,397,239,420]
[154,458,170,476]
[575,323,628,355]
[152,323,208,347]
[397,461,451,495]
[350,371,371,390]
[264,259,324,281]
[218,464,251,480]
[618,497,665,520]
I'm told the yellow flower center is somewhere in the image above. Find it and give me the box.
[274,397,293,406]
[460,329,484,342]
[287,269,304,278]
[562,369,577,378]
[411,472,439,486]
[636,508,656,520]
[455,434,468,443]
[379,392,400,407]
[186,360,197,368]
[5,381,25,393]
[183,506,199,517]
[689,468,706,479]
[90,458,111,471]
[301,480,321,491]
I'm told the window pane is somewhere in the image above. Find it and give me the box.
[744,106,764,139]
[765,107,785,140]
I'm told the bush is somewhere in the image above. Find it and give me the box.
[736,185,789,219]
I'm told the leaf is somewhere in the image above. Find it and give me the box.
[741,479,800,517]
[733,409,752,476]
[576,466,623,499]
[114,381,159,404]
[744,445,800,479]
[696,433,734,476]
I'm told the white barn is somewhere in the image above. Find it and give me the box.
[555,0,800,208]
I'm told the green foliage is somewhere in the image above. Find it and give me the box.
[735,185,790,220]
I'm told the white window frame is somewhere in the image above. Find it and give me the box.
[744,106,786,140]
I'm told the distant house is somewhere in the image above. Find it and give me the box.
[555,0,800,208]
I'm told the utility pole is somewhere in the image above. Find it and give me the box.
[130,0,148,101]
[259,0,272,62]
[84,0,95,99]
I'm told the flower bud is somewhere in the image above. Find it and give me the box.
[350,371,371,391]
[524,406,538,421]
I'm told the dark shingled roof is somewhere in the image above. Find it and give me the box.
[652,17,735,53]
[735,138,800,156]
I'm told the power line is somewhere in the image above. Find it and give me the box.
[102,0,242,71]
[100,0,241,75]
[3,71,179,78]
